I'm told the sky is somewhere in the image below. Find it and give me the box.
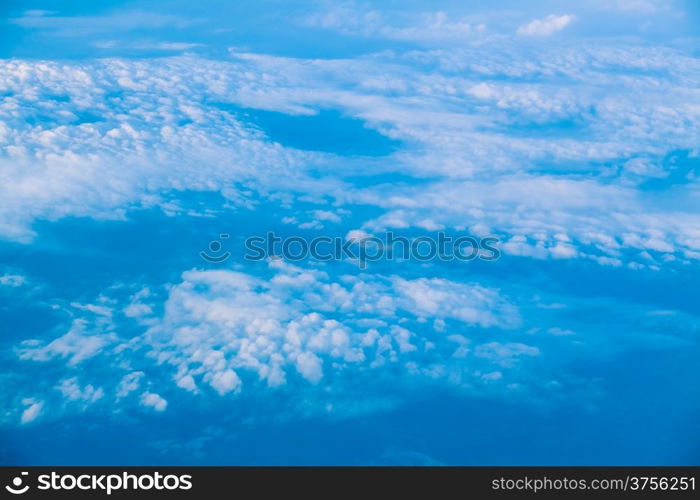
[0,0,699,465]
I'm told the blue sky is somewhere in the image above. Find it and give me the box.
[1,0,699,465]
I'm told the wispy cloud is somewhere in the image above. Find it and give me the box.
[517,14,574,36]
[10,10,204,37]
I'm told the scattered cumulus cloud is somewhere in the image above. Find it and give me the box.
[10,262,553,423]
[140,392,168,412]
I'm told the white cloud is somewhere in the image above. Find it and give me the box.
[176,374,198,392]
[18,318,116,366]
[209,369,242,395]
[355,174,700,268]
[20,399,44,424]
[131,263,523,402]
[1,44,699,271]
[124,303,153,318]
[474,342,540,367]
[140,392,167,411]
[312,210,342,223]
[295,352,324,383]
[0,274,26,287]
[0,0,697,446]
[10,11,203,37]
[10,252,697,422]
[117,372,145,398]
[0,57,330,241]
[70,302,113,317]
[56,377,104,403]
[6,260,531,422]
[93,41,203,51]
[517,14,574,37]
[305,9,486,43]
[392,277,520,328]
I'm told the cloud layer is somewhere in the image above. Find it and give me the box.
[2,1,699,464]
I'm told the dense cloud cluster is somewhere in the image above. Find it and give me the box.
[12,262,536,422]
[1,39,698,267]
